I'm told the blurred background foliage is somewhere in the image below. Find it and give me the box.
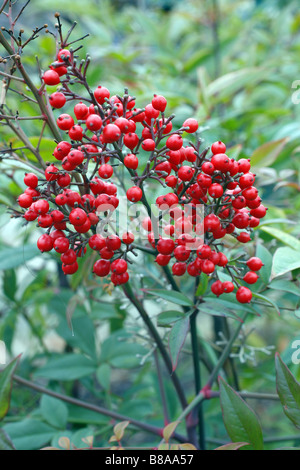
[1,0,300,450]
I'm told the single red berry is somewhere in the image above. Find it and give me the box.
[54,237,70,254]
[57,49,71,62]
[54,141,72,160]
[174,245,191,262]
[24,208,38,221]
[152,94,167,112]
[236,286,252,304]
[246,257,264,271]
[223,281,235,293]
[37,234,53,252]
[103,124,121,143]
[93,259,111,277]
[61,249,77,265]
[208,183,224,198]
[166,134,183,151]
[211,154,231,173]
[204,214,221,232]
[43,70,60,86]
[211,141,226,155]
[155,254,171,266]
[94,86,110,104]
[69,125,83,141]
[124,132,139,150]
[62,262,79,275]
[69,208,87,226]
[197,244,211,259]
[142,139,156,152]
[74,102,89,120]
[86,114,103,131]
[250,205,267,219]
[183,118,198,133]
[178,166,195,182]
[202,162,215,175]
[18,193,33,208]
[127,186,143,202]
[237,232,251,243]
[145,104,160,121]
[122,232,135,245]
[88,234,106,251]
[124,153,139,170]
[106,235,122,251]
[111,259,128,275]
[57,114,75,131]
[172,262,187,276]
[98,164,114,179]
[232,212,250,229]
[157,238,175,255]
[201,259,215,275]
[49,92,66,109]
[238,158,251,173]
[33,199,50,214]
[45,164,59,182]
[111,272,130,286]
[211,280,224,297]
[243,271,259,284]
[239,173,255,189]
[38,214,53,228]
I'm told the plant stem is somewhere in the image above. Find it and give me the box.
[122,282,188,410]
[13,375,186,442]
[154,350,170,425]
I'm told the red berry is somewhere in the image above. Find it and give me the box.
[202,162,215,175]
[197,244,211,259]
[152,94,167,112]
[54,141,72,160]
[103,124,121,143]
[246,257,264,271]
[174,245,191,262]
[211,141,226,155]
[208,183,224,198]
[86,114,103,131]
[237,232,251,243]
[157,238,175,255]
[89,234,106,251]
[37,234,53,252]
[18,193,33,208]
[211,154,231,173]
[124,132,139,150]
[57,114,74,131]
[43,70,60,86]
[238,158,251,173]
[239,173,255,189]
[166,134,183,151]
[62,262,79,275]
[34,199,50,214]
[74,102,89,120]
[243,271,259,284]
[124,154,139,170]
[98,164,114,179]
[142,139,156,152]
[57,49,71,62]
[201,260,215,275]
[69,208,87,226]
[127,186,143,202]
[93,259,111,277]
[155,254,171,266]
[178,166,195,182]
[38,214,53,228]
[94,86,110,105]
[183,118,198,133]
[111,272,129,286]
[250,205,267,219]
[223,281,235,293]
[232,212,250,229]
[172,262,187,276]
[61,249,77,265]
[211,280,224,297]
[111,259,128,274]
[122,232,135,245]
[54,237,70,253]
[49,92,66,109]
[57,173,71,188]
[106,235,121,251]
[236,286,252,304]
[69,125,83,141]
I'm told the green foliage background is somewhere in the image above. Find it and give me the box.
[1,0,300,450]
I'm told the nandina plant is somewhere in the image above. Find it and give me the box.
[0,3,283,451]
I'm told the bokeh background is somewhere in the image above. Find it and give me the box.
[1,0,300,450]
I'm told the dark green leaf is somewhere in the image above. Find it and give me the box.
[3,270,17,301]
[147,289,193,307]
[40,395,69,430]
[3,419,56,450]
[168,316,190,371]
[0,356,20,421]
[276,354,300,429]
[219,377,264,450]
[157,310,185,327]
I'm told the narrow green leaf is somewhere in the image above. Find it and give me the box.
[276,354,300,429]
[0,356,20,421]
[261,227,300,252]
[3,419,56,450]
[219,377,264,450]
[252,292,280,315]
[215,442,250,451]
[168,316,190,371]
[3,270,17,301]
[34,354,97,381]
[250,138,288,168]
[269,280,300,297]
[256,245,272,285]
[157,311,185,327]
[147,289,193,307]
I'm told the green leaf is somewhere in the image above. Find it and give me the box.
[0,245,39,271]
[3,270,17,301]
[272,247,300,278]
[215,442,250,451]
[40,395,69,430]
[269,280,300,297]
[96,364,111,390]
[34,354,97,381]
[276,354,300,429]
[3,419,56,450]
[250,138,288,168]
[252,292,280,315]
[157,310,185,327]
[195,273,208,297]
[57,315,97,360]
[168,316,190,371]
[219,377,264,450]
[256,245,272,285]
[147,289,193,307]
[0,356,20,421]
[260,227,300,252]
[0,429,15,450]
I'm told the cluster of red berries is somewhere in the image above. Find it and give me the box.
[16,46,267,300]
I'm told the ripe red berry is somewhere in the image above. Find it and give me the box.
[57,49,71,62]
[111,272,130,286]
[49,92,66,109]
[178,166,195,182]
[157,238,175,255]
[208,183,224,198]
[74,102,89,120]
[34,199,50,214]
[152,94,167,112]
[236,286,252,304]
[124,154,139,170]
[94,86,110,104]
[54,237,70,254]
[127,186,143,202]
[93,259,110,277]
[68,125,83,141]
[174,245,191,262]
[43,70,60,86]
[246,257,264,271]
[204,214,221,232]
[197,244,211,259]
[250,205,267,219]
[166,134,183,151]
[211,141,226,155]
[69,208,87,226]
[103,124,121,143]
[38,214,53,228]
[183,118,198,133]
[86,114,103,131]
[201,259,215,275]
[243,271,259,284]
[57,114,75,131]
[37,234,53,252]
[239,173,255,189]
[18,193,33,208]
[237,232,251,243]
[122,232,135,245]
[142,139,156,152]
[61,249,77,265]
[106,235,121,251]
[62,262,79,275]
[111,259,128,275]
[54,141,72,160]
[211,154,231,173]
[155,254,171,266]
[238,158,251,173]
[211,280,224,297]
[202,162,215,175]
[98,164,114,179]
[223,281,235,293]
[172,262,187,276]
